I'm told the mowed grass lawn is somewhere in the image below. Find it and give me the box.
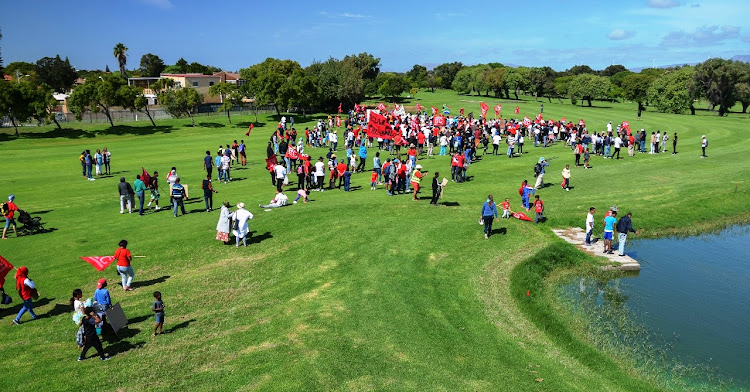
[0,91,748,391]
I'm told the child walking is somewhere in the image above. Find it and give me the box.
[152,291,165,336]
[370,169,378,190]
[78,307,109,361]
[501,198,511,219]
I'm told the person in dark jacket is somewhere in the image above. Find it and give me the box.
[615,212,638,256]
[78,307,109,361]
[118,177,135,214]
[430,172,441,205]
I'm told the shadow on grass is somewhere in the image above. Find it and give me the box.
[28,210,53,215]
[164,319,196,334]
[198,122,226,128]
[247,231,273,245]
[2,125,177,140]
[237,121,267,129]
[0,297,54,320]
[440,201,460,207]
[131,276,170,290]
[127,314,151,324]
[491,227,508,236]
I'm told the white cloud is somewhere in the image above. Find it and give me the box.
[608,29,635,40]
[338,13,370,18]
[661,25,741,46]
[139,0,173,9]
[648,0,680,8]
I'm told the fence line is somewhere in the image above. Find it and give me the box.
[1,104,279,128]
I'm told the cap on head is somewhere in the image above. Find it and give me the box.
[97,278,107,289]
[8,194,14,202]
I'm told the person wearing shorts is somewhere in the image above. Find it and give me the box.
[603,211,617,254]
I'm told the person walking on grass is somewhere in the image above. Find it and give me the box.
[533,195,545,225]
[561,164,571,191]
[171,178,187,217]
[202,175,218,212]
[701,135,708,158]
[410,165,425,201]
[115,240,134,291]
[501,198,511,219]
[203,151,214,178]
[615,212,638,256]
[672,133,678,155]
[430,172,441,205]
[585,207,596,247]
[152,291,165,336]
[231,203,253,247]
[12,267,38,325]
[134,174,147,216]
[521,180,535,211]
[603,211,617,254]
[118,177,134,214]
[146,171,161,211]
[480,194,499,240]
[78,307,109,361]
[534,158,548,190]
[216,201,232,244]
[2,194,19,239]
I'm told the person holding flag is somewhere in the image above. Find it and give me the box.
[494,104,502,117]
[480,102,489,118]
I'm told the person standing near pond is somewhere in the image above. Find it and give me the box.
[12,266,38,325]
[115,240,134,291]
[603,211,617,254]
[585,207,596,247]
[615,212,637,256]
[480,194,499,240]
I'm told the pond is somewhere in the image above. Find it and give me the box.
[561,225,750,388]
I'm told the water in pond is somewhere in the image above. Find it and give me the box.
[561,225,750,388]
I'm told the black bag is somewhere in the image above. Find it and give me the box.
[232,219,239,231]
[534,163,542,177]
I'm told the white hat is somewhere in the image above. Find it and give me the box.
[237,202,245,209]
[415,164,423,170]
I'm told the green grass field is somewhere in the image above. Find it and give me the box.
[0,90,748,391]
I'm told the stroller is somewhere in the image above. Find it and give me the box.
[17,210,45,235]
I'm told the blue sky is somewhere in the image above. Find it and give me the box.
[2,0,749,72]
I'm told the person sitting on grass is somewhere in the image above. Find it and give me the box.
[259,192,289,209]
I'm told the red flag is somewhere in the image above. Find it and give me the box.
[286,147,299,160]
[338,103,342,113]
[460,108,465,116]
[622,121,630,129]
[141,168,151,188]
[245,123,254,136]
[354,103,361,112]
[0,255,13,286]
[514,106,520,114]
[523,117,531,127]
[353,126,362,138]
[433,115,446,127]
[431,106,438,115]
[335,115,341,128]
[579,119,586,126]
[494,104,502,116]
[561,117,567,123]
[265,155,277,172]
[377,102,387,112]
[416,103,423,112]
[80,256,116,272]
[536,113,543,122]
[394,102,399,110]
[480,102,489,118]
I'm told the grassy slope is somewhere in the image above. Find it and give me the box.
[0,91,747,391]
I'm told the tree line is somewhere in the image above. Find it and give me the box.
[2,41,750,134]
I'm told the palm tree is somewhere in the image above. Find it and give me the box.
[113,43,128,77]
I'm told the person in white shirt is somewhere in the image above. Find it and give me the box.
[220,154,231,183]
[492,134,502,155]
[585,207,596,246]
[314,157,326,191]
[613,136,622,160]
[329,131,338,151]
[231,203,253,247]
[259,192,289,208]
[439,134,448,156]
[273,163,287,192]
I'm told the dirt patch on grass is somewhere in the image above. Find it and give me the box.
[290,281,333,302]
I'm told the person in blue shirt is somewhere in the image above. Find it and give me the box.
[133,174,147,216]
[204,151,214,178]
[480,195,499,239]
[93,279,112,308]
[214,152,223,182]
[603,211,618,254]
[521,180,535,211]
[357,144,367,173]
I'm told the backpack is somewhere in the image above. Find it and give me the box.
[0,202,8,216]
[518,186,524,196]
[533,163,542,177]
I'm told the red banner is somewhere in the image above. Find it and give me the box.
[579,119,586,126]
[480,102,489,118]
[337,102,342,113]
[377,102,387,112]
[410,117,419,130]
[514,106,520,114]
[523,117,531,127]
[80,256,115,272]
[622,121,630,129]
[0,255,13,286]
[536,113,543,122]
[416,103,423,112]
[431,106,438,115]
[367,111,398,139]
[286,147,299,160]
[354,103,361,112]
[265,156,277,171]
[494,104,502,116]
[459,108,465,116]
[433,115,446,127]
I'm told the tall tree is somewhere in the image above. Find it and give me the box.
[159,87,202,126]
[240,58,304,115]
[376,72,409,99]
[113,43,128,77]
[35,55,78,93]
[279,69,320,118]
[424,71,442,93]
[405,65,428,87]
[529,67,547,101]
[482,67,507,98]
[567,65,596,76]
[139,53,166,77]
[694,58,740,116]
[504,67,531,100]
[0,80,36,135]
[68,73,127,127]
[621,73,655,110]
[734,61,750,113]
[0,28,4,75]
[434,62,464,89]
[601,64,628,77]
[209,82,241,124]
[568,74,611,106]
[647,67,699,115]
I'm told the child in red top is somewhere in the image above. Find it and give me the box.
[533,195,544,225]
[115,240,134,291]
[370,170,378,190]
[501,198,511,219]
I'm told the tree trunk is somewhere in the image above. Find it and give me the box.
[52,116,62,129]
[534,92,539,102]
[548,96,552,103]
[718,105,726,116]
[254,106,258,123]
[302,107,306,120]
[513,90,519,100]
[102,106,114,128]
[274,104,281,116]
[144,107,156,127]
[189,112,196,126]
[226,109,232,124]
[742,102,749,113]
[689,103,696,116]
[11,116,19,136]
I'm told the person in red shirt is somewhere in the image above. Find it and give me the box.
[115,240,134,291]
[416,132,426,155]
[336,161,347,189]
[501,198,511,219]
[370,169,378,190]
[456,153,466,182]
[2,194,19,240]
[13,266,38,324]
[533,195,545,225]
